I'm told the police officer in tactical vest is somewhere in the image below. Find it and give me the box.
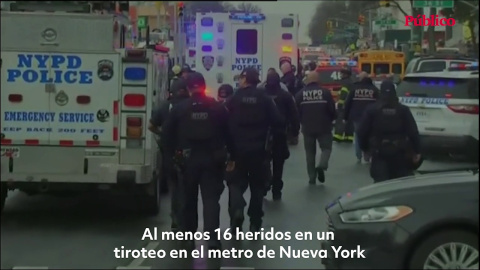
[357,81,421,182]
[149,79,190,231]
[295,71,336,184]
[162,72,233,250]
[263,72,300,201]
[225,67,282,232]
[344,72,379,163]
[333,68,355,143]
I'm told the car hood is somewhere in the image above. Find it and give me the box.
[338,171,477,211]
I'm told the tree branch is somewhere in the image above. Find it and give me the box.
[391,0,409,16]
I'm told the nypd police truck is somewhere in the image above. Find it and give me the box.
[195,12,299,97]
[0,2,168,215]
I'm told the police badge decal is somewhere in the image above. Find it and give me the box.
[202,56,214,71]
[96,109,110,122]
[97,60,114,81]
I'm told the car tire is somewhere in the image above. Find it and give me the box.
[137,172,160,216]
[1,183,7,214]
[409,230,479,269]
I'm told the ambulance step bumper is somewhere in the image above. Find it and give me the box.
[1,163,152,185]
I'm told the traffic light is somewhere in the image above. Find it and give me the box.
[380,0,391,7]
[358,15,365,25]
[177,2,184,17]
[326,20,333,29]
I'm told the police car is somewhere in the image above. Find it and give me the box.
[397,63,479,160]
[405,52,477,74]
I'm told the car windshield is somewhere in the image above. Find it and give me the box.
[397,77,479,99]
[417,60,477,72]
[304,55,319,62]
[318,68,359,84]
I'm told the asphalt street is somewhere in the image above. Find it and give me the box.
[1,138,476,270]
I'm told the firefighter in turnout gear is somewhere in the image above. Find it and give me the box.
[333,68,355,143]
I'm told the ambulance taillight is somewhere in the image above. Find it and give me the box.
[123,94,146,107]
[125,49,147,61]
[126,117,143,148]
[282,46,293,53]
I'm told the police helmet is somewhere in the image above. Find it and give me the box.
[186,72,206,91]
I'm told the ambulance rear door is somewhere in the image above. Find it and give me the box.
[231,23,263,88]
[1,51,52,146]
[48,52,120,148]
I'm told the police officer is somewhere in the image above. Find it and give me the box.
[295,72,336,184]
[162,72,232,250]
[148,79,190,231]
[217,84,234,103]
[344,72,379,163]
[258,68,289,92]
[264,72,300,200]
[225,67,282,232]
[333,68,355,143]
[357,81,421,182]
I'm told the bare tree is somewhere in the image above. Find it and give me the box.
[235,2,262,13]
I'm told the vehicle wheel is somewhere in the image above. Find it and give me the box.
[1,183,8,214]
[409,230,479,269]
[137,172,160,216]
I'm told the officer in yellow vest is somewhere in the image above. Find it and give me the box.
[333,69,355,143]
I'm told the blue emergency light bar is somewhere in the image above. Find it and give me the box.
[229,13,266,23]
[319,60,357,67]
[448,62,479,71]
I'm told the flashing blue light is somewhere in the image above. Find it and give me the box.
[124,67,146,81]
[472,62,479,67]
[229,13,266,23]
[202,45,212,52]
[201,32,214,41]
[282,33,293,40]
[347,61,357,66]
[419,80,455,87]
[201,17,213,27]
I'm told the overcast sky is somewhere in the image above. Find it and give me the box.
[228,1,318,44]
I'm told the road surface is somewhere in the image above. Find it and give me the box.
[1,139,475,269]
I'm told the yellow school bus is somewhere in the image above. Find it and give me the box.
[354,50,406,78]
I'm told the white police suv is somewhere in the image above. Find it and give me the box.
[396,63,479,160]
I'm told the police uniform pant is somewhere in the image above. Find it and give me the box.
[162,150,181,227]
[334,109,347,141]
[354,122,370,160]
[228,151,268,227]
[370,153,414,183]
[181,151,225,240]
[266,136,289,195]
[303,132,333,182]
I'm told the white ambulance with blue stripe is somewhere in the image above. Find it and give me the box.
[195,12,299,97]
[396,63,479,160]
[0,2,168,215]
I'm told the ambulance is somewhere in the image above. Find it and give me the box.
[301,47,328,66]
[0,2,170,215]
[195,12,299,97]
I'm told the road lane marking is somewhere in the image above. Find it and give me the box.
[13,267,49,270]
[123,241,159,268]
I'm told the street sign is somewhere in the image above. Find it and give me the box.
[137,16,147,29]
[374,19,397,26]
[413,0,454,8]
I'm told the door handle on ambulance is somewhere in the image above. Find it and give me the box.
[425,127,445,132]
[40,42,59,46]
